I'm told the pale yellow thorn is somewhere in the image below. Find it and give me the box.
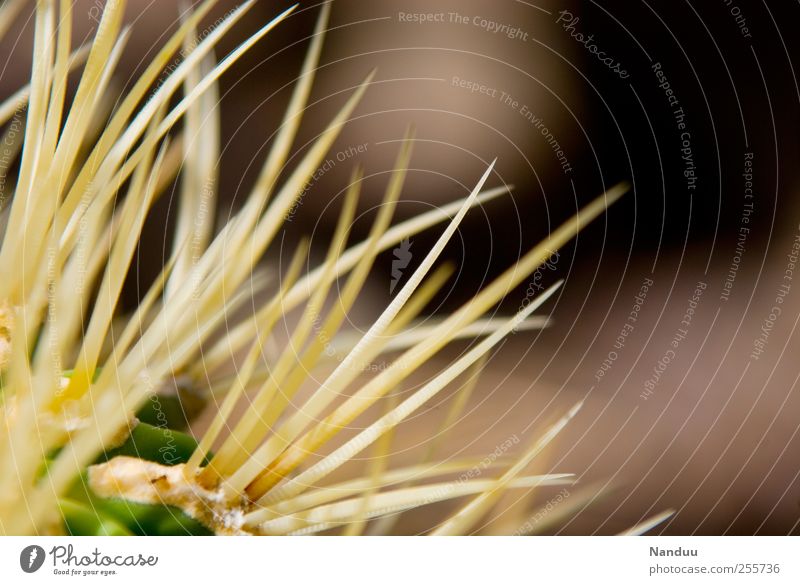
[432,401,584,536]
[618,510,675,536]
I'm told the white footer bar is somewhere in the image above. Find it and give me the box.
[1,536,797,584]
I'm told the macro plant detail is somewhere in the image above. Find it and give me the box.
[0,0,638,536]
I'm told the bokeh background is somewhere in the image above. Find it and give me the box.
[2,0,799,534]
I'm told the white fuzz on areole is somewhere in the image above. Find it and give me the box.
[0,0,659,536]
